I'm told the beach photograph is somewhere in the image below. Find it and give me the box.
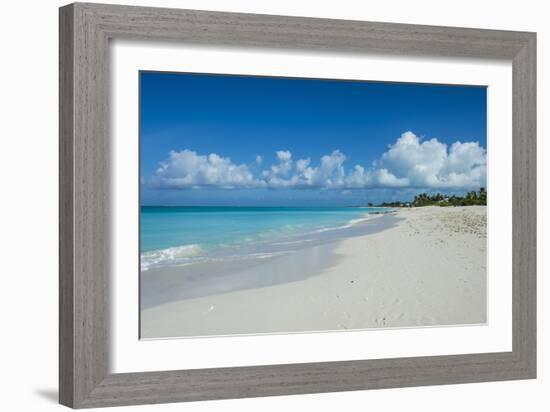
[139,72,487,339]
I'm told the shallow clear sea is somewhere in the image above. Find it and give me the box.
[140,206,388,271]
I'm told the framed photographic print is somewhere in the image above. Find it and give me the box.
[59,2,536,408]
[138,72,490,339]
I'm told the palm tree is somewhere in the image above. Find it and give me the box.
[478,187,487,204]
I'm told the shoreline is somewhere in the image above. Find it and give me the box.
[140,211,399,309]
[141,206,487,339]
[140,206,394,272]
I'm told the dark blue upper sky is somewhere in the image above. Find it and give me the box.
[140,71,487,206]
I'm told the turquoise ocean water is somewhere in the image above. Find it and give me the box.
[140,206,388,271]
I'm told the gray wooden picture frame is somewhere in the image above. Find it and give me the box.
[59,2,536,409]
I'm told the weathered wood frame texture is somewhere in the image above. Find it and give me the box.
[59,2,536,408]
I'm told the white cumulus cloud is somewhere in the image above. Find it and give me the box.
[151,149,261,189]
[148,131,486,191]
[375,131,486,189]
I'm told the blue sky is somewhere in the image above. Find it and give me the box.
[140,71,487,206]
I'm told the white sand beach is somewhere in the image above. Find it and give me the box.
[141,206,487,338]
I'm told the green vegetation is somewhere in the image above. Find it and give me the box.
[376,188,487,208]
[415,188,486,207]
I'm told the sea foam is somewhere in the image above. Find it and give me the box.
[141,244,204,271]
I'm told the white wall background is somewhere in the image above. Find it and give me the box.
[0,0,546,411]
